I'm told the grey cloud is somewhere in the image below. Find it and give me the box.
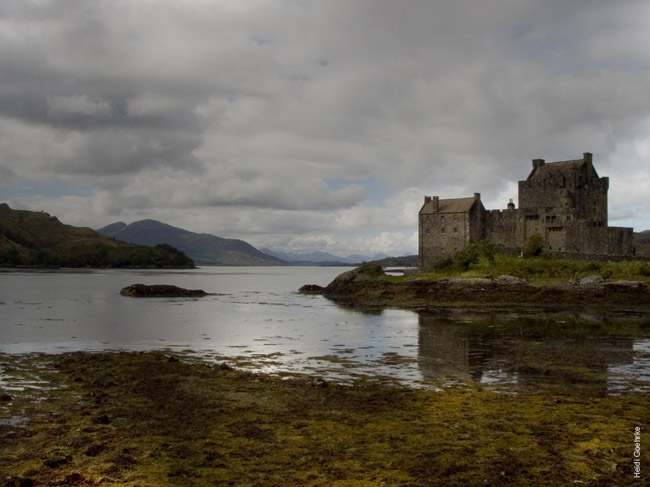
[0,165,16,179]
[1,0,650,254]
[106,167,366,212]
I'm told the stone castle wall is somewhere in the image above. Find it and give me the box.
[484,209,517,248]
[419,153,635,271]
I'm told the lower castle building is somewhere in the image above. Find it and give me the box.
[419,152,634,271]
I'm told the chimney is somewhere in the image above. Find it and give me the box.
[474,192,481,201]
[584,152,593,171]
[507,198,515,210]
[532,158,545,169]
[432,196,439,211]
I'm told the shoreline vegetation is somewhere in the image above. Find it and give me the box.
[1,351,647,486]
[304,254,650,310]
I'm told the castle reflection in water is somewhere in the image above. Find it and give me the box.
[417,309,650,393]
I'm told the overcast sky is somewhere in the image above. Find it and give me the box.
[1,0,649,257]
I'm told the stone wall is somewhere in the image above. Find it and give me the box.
[419,212,471,269]
[608,227,634,255]
[485,209,517,248]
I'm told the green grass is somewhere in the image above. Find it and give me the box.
[417,254,650,285]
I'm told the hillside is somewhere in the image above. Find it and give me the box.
[261,248,391,265]
[97,219,285,266]
[261,249,353,265]
[0,204,194,268]
[369,255,419,268]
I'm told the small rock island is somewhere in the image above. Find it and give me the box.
[120,284,209,298]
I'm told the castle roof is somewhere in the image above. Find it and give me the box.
[420,196,478,214]
[527,157,599,181]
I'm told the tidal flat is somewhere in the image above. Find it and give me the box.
[1,351,648,486]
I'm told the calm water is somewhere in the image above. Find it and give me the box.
[1,266,649,393]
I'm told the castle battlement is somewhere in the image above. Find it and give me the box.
[485,209,517,220]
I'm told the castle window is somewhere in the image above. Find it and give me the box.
[453,227,458,234]
[441,228,445,234]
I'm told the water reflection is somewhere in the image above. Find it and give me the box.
[2,268,649,393]
[417,309,649,393]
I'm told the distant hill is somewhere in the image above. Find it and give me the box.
[0,204,194,268]
[261,249,351,265]
[260,249,391,265]
[634,230,650,257]
[97,219,285,266]
[369,255,419,268]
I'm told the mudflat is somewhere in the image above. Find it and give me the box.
[1,351,647,486]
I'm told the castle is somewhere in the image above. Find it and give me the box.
[419,152,634,271]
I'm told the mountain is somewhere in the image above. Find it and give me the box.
[261,249,349,265]
[261,248,391,265]
[0,204,194,268]
[97,221,128,235]
[97,219,285,266]
[347,253,391,263]
[368,255,419,268]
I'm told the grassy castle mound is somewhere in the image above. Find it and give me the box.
[318,255,650,309]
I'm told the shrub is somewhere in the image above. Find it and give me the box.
[522,233,544,257]
[358,263,385,277]
[453,246,480,271]
[452,240,499,271]
[435,257,454,270]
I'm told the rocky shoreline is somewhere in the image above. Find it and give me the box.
[302,267,650,309]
